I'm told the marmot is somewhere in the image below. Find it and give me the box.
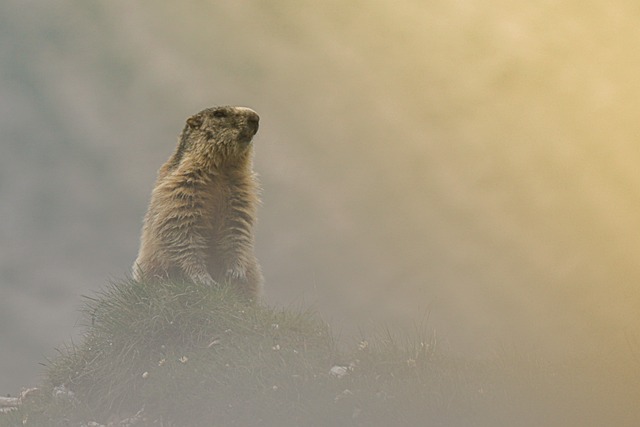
[133,106,263,299]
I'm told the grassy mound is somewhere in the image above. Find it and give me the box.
[7,280,336,426]
[2,279,640,426]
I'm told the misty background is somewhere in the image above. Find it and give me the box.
[2,1,639,393]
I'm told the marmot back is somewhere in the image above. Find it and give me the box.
[133,106,263,299]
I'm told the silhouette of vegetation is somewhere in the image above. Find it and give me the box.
[1,278,639,426]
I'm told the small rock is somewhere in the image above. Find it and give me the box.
[330,366,349,378]
[52,385,79,405]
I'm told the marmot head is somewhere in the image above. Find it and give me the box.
[176,106,260,169]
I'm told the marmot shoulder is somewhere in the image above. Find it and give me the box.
[133,106,263,299]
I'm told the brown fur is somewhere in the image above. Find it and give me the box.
[133,106,263,299]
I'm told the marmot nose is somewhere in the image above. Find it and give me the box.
[247,113,259,127]
[245,111,259,134]
[234,107,259,133]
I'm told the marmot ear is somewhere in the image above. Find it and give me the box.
[186,114,203,129]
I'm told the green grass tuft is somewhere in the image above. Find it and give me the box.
[11,279,335,426]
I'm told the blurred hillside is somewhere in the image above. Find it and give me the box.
[2,1,640,393]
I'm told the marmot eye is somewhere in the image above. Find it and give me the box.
[213,110,227,118]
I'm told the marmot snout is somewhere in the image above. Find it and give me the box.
[133,106,264,300]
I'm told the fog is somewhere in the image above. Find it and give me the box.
[1,0,639,393]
